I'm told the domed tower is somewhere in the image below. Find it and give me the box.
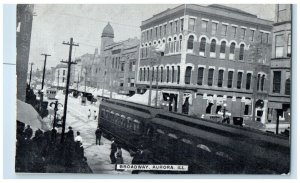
[100,22,114,56]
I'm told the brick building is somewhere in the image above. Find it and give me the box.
[136,4,273,123]
[266,4,291,132]
[16,4,34,101]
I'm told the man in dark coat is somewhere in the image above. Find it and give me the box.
[95,127,102,145]
[66,126,74,142]
[110,138,117,164]
[24,125,33,139]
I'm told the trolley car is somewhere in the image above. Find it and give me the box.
[46,88,57,99]
[98,98,290,174]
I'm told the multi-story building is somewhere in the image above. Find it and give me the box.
[266,4,291,132]
[17,4,34,101]
[54,63,75,88]
[136,4,273,123]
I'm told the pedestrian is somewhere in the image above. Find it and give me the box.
[75,131,83,144]
[24,125,33,139]
[75,131,84,160]
[95,127,102,145]
[115,145,124,171]
[110,138,117,164]
[94,110,97,120]
[66,126,74,142]
[88,109,91,119]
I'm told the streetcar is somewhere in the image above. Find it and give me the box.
[46,88,57,99]
[98,98,290,174]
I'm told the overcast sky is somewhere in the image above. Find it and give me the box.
[28,4,276,70]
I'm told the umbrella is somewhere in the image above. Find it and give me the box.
[17,99,50,131]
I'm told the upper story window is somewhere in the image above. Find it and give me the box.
[275,34,284,58]
[218,70,224,87]
[180,18,184,32]
[202,20,208,32]
[220,41,226,54]
[139,68,142,81]
[160,67,163,82]
[121,63,125,72]
[266,33,269,43]
[210,39,216,53]
[277,4,287,22]
[185,66,192,84]
[179,35,183,52]
[177,66,180,84]
[189,18,196,31]
[257,74,261,90]
[228,71,233,88]
[197,67,204,85]
[212,22,218,35]
[239,44,245,60]
[199,37,206,56]
[150,29,153,39]
[241,28,246,40]
[287,34,291,57]
[63,70,66,75]
[174,20,178,33]
[229,42,236,60]
[171,66,175,83]
[285,71,290,95]
[237,72,243,89]
[187,35,194,50]
[207,68,214,86]
[169,22,173,34]
[155,27,158,38]
[273,71,281,93]
[159,25,162,37]
[146,30,149,41]
[260,75,265,91]
[164,24,167,36]
[221,24,228,36]
[246,73,252,90]
[166,66,170,83]
[250,30,255,41]
[232,26,237,38]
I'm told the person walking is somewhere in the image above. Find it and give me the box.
[24,125,33,139]
[75,131,84,160]
[110,138,117,164]
[88,109,91,119]
[115,145,124,171]
[66,126,74,142]
[95,127,102,145]
[75,131,82,144]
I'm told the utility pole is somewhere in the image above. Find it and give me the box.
[28,62,34,88]
[60,37,79,143]
[41,53,51,90]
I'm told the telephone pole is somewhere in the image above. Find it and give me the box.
[41,53,51,90]
[60,37,79,143]
[28,62,34,88]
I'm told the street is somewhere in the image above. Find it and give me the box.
[48,91,132,174]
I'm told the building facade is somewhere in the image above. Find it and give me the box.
[53,63,75,88]
[136,4,273,123]
[17,4,34,101]
[266,4,291,132]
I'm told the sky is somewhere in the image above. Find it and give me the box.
[28,4,276,70]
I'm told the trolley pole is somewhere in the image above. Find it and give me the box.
[60,37,78,143]
[41,53,51,90]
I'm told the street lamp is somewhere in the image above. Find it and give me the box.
[50,96,63,130]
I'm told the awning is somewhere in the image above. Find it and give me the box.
[17,100,50,131]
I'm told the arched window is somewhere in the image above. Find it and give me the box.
[220,41,226,59]
[237,72,243,89]
[218,70,224,87]
[229,42,235,60]
[174,37,177,52]
[199,38,206,56]
[207,68,214,86]
[177,66,180,84]
[246,73,252,90]
[187,35,194,50]
[239,44,245,60]
[210,39,216,53]
[257,74,261,90]
[168,38,173,53]
[160,67,163,82]
[197,67,204,85]
[179,35,183,52]
[139,68,142,81]
[143,68,146,81]
[261,75,265,91]
[171,66,175,83]
[166,66,170,83]
[185,66,192,84]
[147,68,150,81]
[152,67,155,82]
[227,71,233,88]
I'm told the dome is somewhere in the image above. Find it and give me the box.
[101,22,114,38]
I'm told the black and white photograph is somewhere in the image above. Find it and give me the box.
[14,3,292,175]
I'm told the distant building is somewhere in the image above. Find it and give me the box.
[266,4,291,132]
[54,63,75,88]
[137,4,273,123]
[16,4,34,101]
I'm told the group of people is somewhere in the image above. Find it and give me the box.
[88,109,98,120]
[15,121,90,173]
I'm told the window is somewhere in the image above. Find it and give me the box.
[202,20,208,32]
[164,24,167,35]
[155,27,158,38]
[171,66,175,83]
[250,30,255,41]
[210,39,216,53]
[180,18,184,31]
[150,29,153,39]
[166,66,170,83]
[266,33,269,43]
[207,68,214,86]
[174,20,178,33]
[147,68,150,81]
[246,73,252,90]
[275,34,284,58]
[237,72,243,89]
[221,24,228,36]
[159,25,162,37]
[121,63,125,71]
[212,22,218,35]
[228,71,233,88]
[168,38,173,53]
[277,4,287,22]
[197,67,204,85]
[257,74,260,90]
[177,66,180,84]
[229,42,236,60]
[185,66,192,84]
[146,30,149,41]
[63,70,66,75]
[285,72,290,95]
[287,34,291,57]
[218,70,224,87]
[241,28,246,40]
[62,77,65,83]
[220,41,226,54]
[199,38,206,56]
[179,35,183,52]
[244,105,250,115]
[156,66,159,82]
[187,35,194,50]
[260,75,265,91]
[232,26,237,37]
[239,44,245,60]
[160,67,163,82]
[273,71,281,93]
[189,18,195,31]
[169,22,173,34]
[139,68,142,81]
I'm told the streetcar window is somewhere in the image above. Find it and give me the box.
[127,117,133,130]
[115,113,120,125]
[121,115,126,127]
[133,120,140,132]
[196,144,211,152]
[110,111,115,123]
